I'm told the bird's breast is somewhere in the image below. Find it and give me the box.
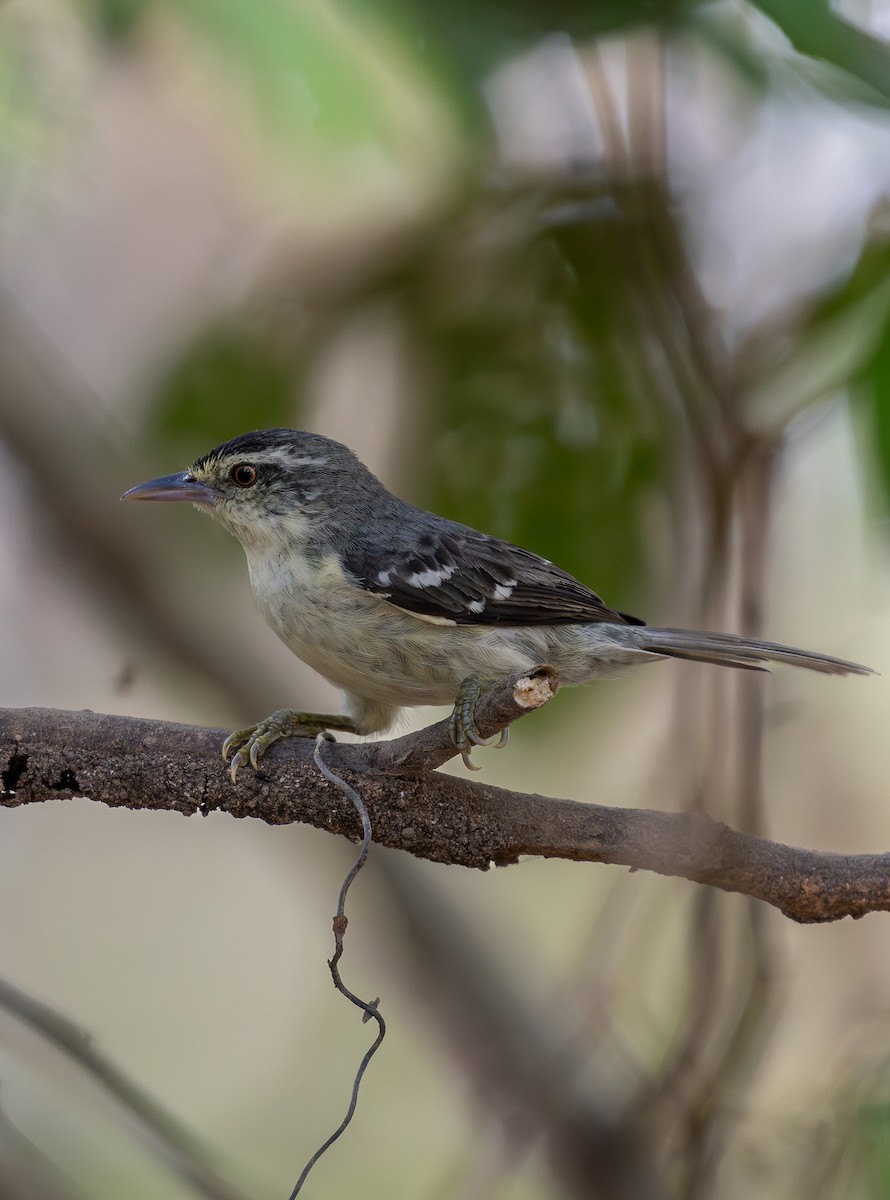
[247,549,358,645]
[243,546,580,707]
[244,548,447,701]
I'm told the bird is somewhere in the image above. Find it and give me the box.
[122,428,872,780]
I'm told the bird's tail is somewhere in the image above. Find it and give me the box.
[635,627,873,677]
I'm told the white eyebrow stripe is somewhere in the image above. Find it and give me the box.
[237,449,331,470]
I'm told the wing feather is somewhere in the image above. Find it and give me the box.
[343,520,642,628]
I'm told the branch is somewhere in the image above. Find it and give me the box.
[2,698,887,925]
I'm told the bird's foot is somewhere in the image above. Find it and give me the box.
[448,675,510,771]
[222,709,356,783]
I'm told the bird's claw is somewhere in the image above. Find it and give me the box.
[222,710,336,783]
[448,675,510,770]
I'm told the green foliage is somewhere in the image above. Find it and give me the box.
[856,1097,890,1196]
[75,0,890,579]
[175,0,390,149]
[87,0,144,40]
[148,330,295,453]
[85,0,890,147]
[862,313,890,510]
[740,246,890,439]
[354,0,890,116]
[0,14,76,167]
[399,193,663,608]
[791,237,890,509]
[752,0,890,105]
[353,0,696,83]
[83,0,425,155]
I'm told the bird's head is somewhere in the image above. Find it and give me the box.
[122,428,379,551]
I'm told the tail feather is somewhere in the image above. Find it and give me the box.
[637,627,873,677]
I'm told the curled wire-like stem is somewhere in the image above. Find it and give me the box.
[288,736,386,1199]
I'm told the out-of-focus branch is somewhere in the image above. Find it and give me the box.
[379,853,668,1200]
[2,704,888,925]
[0,299,284,718]
[0,975,248,1200]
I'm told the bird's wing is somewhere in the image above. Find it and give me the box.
[343,521,643,627]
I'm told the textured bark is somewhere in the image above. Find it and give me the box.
[1,698,887,924]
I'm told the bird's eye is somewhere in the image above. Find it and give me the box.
[231,463,258,488]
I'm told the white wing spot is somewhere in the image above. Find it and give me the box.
[406,564,457,589]
[377,570,392,586]
[467,599,486,614]
[492,582,516,601]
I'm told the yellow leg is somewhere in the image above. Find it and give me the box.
[222,709,358,783]
[448,675,510,771]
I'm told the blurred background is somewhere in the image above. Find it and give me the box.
[1,0,890,1196]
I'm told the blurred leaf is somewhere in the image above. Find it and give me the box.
[87,0,145,40]
[176,0,390,149]
[863,318,890,509]
[407,192,663,614]
[84,0,430,155]
[148,329,295,453]
[735,230,890,432]
[805,237,890,512]
[856,1099,890,1195]
[430,405,659,611]
[350,0,890,117]
[747,231,890,510]
[742,277,890,436]
[752,0,890,106]
[687,6,771,93]
[0,9,77,166]
[810,236,890,326]
[355,0,701,84]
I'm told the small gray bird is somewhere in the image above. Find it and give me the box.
[123,429,871,779]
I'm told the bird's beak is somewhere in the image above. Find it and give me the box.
[120,472,221,506]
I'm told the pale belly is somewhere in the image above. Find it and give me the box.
[246,548,640,717]
[258,580,536,706]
